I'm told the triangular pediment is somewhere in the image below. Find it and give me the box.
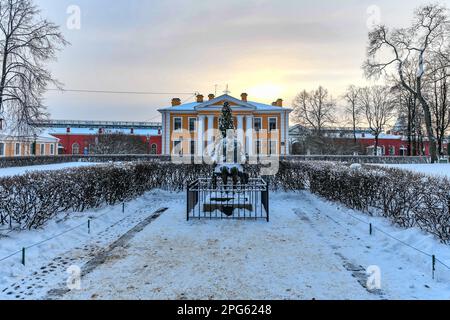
[195,94,256,111]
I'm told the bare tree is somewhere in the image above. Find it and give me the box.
[364,3,450,162]
[91,133,149,155]
[427,60,450,156]
[0,0,68,135]
[292,86,335,135]
[359,86,396,155]
[343,85,361,143]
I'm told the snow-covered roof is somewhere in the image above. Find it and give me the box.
[158,94,291,112]
[354,133,402,140]
[0,129,59,143]
[45,127,160,136]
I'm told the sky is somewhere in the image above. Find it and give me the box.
[35,0,432,122]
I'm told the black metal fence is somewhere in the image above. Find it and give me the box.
[187,177,269,222]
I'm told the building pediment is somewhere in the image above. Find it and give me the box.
[194,94,256,111]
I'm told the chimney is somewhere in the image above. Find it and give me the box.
[196,94,204,103]
[241,93,248,102]
[276,99,283,107]
[171,98,181,106]
[66,127,71,133]
[208,94,215,101]
[271,102,277,106]
[130,128,134,135]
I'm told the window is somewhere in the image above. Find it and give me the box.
[269,118,277,131]
[40,144,45,155]
[50,144,55,155]
[173,140,182,156]
[173,117,182,131]
[269,140,278,155]
[254,118,262,132]
[15,143,20,156]
[190,140,196,155]
[399,146,407,156]
[389,146,395,156]
[0,142,4,156]
[189,118,197,132]
[150,144,157,155]
[72,143,80,155]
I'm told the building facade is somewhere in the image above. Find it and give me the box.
[289,124,447,156]
[37,120,162,155]
[0,132,59,157]
[158,93,292,157]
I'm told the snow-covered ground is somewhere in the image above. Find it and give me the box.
[374,163,450,178]
[1,190,449,300]
[0,162,99,178]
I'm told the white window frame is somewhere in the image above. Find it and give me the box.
[188,117,197,133]
[50,143,55,155]
[40,143,45,156]
[72,143,80,155]
[389,146,395,156]
[150,143,157,155]
[173,117,183,132]
[269,140,279,155]
[0,142,5,157]
[15,142,21,156]
[268,117,278,132]
[254,117,262,132]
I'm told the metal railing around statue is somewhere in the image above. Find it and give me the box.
[187,177,269,222]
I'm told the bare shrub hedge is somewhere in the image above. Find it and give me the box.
[1,160,449,243]
[291,161,450,243]
[0,162,213,230]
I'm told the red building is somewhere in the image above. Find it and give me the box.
[289,125,447,156]
[39,120,162,155]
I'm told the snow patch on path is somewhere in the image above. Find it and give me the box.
[0,162,99,177]
[63,192,450,300]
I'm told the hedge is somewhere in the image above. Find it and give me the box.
[1,160,449,244]
[292,161,450,244]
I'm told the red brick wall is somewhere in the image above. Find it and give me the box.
[52,134,162,155]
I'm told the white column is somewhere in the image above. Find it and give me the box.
[197,115,205,157]
[237,115,244,149]
[246,115,254,156]
[163,112,170,155]
[281,112,286,155]
[161,112,167,155]
[207,115,215,152]
[286,112,290,155]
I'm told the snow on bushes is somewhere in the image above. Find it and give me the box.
[1,160,449,243]
[0,162,214,230]
[290,161,450,243]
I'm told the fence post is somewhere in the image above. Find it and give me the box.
[432,255,436,280]
[369,223,372,235]
[186,183,190,222]
[122,203,125,213]
[22,247,25,266]
[88,219,91,234]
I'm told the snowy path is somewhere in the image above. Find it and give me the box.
[373,163,450,178]
[56,192,449,300]
[0,162,99,177]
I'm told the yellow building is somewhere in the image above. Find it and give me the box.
[158,93,292,157]
[0,131,59,157]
